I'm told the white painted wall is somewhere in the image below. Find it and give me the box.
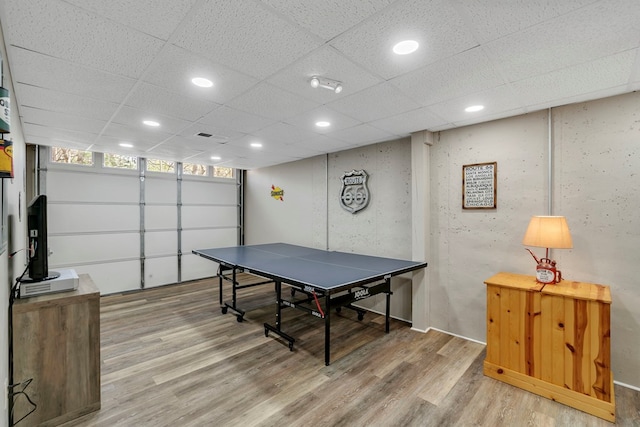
[245,155,328,248]
[1,26,27,427]
[245,138,415,321]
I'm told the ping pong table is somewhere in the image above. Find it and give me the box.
[193,243,428,365]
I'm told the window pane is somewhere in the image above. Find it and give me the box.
[104,153,138,169]
[213,166,234,178]
[146,159,175,173]
[51,147,94,165]
[182,163,208,176]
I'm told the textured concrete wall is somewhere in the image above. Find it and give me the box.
[245,138,414,321]
[246,92,640,388]
[328,138,413,320]
[431,110,549,340]
[431,92,640,387]
[552,92,640,388]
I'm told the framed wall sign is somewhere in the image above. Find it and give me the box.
[462,162,497,209]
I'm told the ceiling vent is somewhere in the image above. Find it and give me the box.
[196,132,213,138]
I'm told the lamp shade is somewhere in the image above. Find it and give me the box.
[522,216,573,249]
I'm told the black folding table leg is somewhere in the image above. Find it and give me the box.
[325,293,331,366]
[385,278,391,333]
[218,266,223,306]
[264,280,295,350]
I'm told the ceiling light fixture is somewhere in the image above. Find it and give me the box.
[119,143,134,148]
[465,105,485,112]
[250,142,263,148]
[310,76,343,94]
[315,121,331,127]
[211,156,221,160]
[143,120,160,127]
[393,40,419,55]
[192,77,213,88]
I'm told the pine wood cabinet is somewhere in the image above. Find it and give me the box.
[12,274,101,426]
[483,272,614,422]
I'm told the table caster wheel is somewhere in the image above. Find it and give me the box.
[221,306,228,314]
[357,312,364,321]
[264,327,269,337]
[237,315,243,323]
[336,306,342,313]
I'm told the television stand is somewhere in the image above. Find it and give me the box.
[12,273,100,426]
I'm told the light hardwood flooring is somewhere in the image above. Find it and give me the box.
[57,274,639,427]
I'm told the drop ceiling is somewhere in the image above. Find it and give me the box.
[0,0,638,170]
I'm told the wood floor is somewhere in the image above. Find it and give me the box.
[56,274,639,427]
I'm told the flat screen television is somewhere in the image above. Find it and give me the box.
[24,194,59,282]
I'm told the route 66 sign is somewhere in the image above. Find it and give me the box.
[340,170,369,214]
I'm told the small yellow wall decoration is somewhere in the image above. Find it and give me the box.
[271,185,284,201]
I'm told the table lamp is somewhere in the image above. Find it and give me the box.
[522,215,573,284]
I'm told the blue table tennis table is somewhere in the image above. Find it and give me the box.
[193,243,428,365]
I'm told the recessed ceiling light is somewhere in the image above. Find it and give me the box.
[250,142,262,148]
[192,77,213,88]
[143,120,160,127]
[393,40,419,55]
[119,142,134,148]
[465,105,485,112]
[315,121,331,127]
[211,156,221,160]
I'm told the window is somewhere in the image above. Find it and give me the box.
[147,159,175,173]
[104,153,138,170]
[182,162,208,176]
[213,166,234,179]
[51,147,93,166]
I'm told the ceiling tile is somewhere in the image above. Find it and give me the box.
[454,0,600,43]
[63,0,199,40]
[484,1,640,83]
[99,122,175,147]
[19,106,107,135]
[7,47,136,103]
[268,45,383,102]
[177,123,245,143]
[328,82,421,123]
[427,85,525,124]
[2,1,640,170]
[251,122,318,146]
[370,107,448,135]
[1,0,165,77]
[142,44,259,105]
[391,47,505,106]
[511,50,638,108]
[14,83,120,121]
[198,106,276,134]
[124,82,219,122]
[109,106,192,135]
[227,83,320,121]
[330,0,478,79]
[260,0,394,41]
[285,106,362,133]
[171,0,323,79]
[25,134,92,151]
[22,123,99,146]
[328,124,397,144]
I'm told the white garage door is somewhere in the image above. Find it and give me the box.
[42,149,239,294]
